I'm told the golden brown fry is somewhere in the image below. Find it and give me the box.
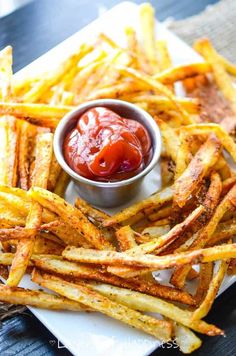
[194,263,214,307]
[139,3,159,73]
[156,40,172,71]
[155,118,179,162]
[192,260,229,320]
[0,227,34,241]
[63,243,236,271]
[87,283,223,336]
[0,102,73,128]
[32,254,195,305]
[115,226,137,251]
[75,197,109,224]
[174,134,221,208]
[33,235,63,255]
[174,323,202,353]
[29,187,113,250]
[0,284,89,311]
[7,133,53,286]
[103,186,173,227]
[32,269,172,342]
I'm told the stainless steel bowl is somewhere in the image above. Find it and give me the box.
[54,99,162,207]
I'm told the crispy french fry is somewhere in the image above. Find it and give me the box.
[0,102,73,128]
[155,118,179,162]
[47,154,62,191]
[194,263,214,306]
[192,260,229,320]
[115,226,137,251]
[33,235,63,255]
[63,243,236,271]
[32,254,195,305]
[7,133,53,286]
[174,134,221,208]
[0,227,34,241]
[103,186,173,227]
[29,187,113,250]
[32,269,172,341]
[0,284,89,311]
[75,197,110,224]
[87,283,223,336]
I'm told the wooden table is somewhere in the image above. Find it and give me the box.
[1,0,236,355]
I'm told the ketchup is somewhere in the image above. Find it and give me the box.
[63,107,152,182]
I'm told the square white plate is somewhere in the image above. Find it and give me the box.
[14,2,236,355]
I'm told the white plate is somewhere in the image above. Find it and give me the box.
[15,2,236,355]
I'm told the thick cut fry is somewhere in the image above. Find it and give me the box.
[174,134,221,207]
[139,3,159,73]
[7,133,53,286]
[87,283,223,336]
[32,270,172,342]
[75,197,110,223]
[115,226,137,251]
[47,154,62,191]
[194,263,214,306]
[0,102,73,128]
[32,255,195,305]
[154,62,211,84]
[103,186,173,226]
[63,243,236,271]
[29,187,113,250]
[174,324,202,353]
[33,235,63,255]
[192,260,229,320]
[0,284,89,311]
[0,46,12,101]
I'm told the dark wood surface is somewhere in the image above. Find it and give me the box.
[1,0,236,355]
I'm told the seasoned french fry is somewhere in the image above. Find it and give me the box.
[7,133,53,286]
[115,226,137,251]
[75,197,110,224]
[192,260,229,320]
[32,270,172,341]
[0,284,89,311]
[29,187,113,250]
[155,118,179,162]
[0,227,34,241]
[53,170,70,197]
[63,243,236,272]
[47,154,62,191]
[87,283,223,336]
[103,186,173,226]
[174,135,221,208]
[32,254,195,305]
[194,263,214,306]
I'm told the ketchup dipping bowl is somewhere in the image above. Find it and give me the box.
[54,99,162,208]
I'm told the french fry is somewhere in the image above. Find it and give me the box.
[115,226,137,251]
[47,154,62,191]
[103,186,173,226]
[63,243,236,271]
[155,118,179,162]
[0,102,73,128]
[192,260,229,320]
[29,187,113,250]
[7,133,53,286]
[171,183,236,289]
[117,66,192,124]
[0,284,89,311]
[174,323,202,353]
[33,235,63,255]
[87,283,223,336]
[22,44,92,103]
[0,227,34,241]
[139,3,159,73]
[154,62,211,84]
[32,254,195,305]
[156,40,172,71]
[75,197,110,224]
[0,46,13,101]
[174,134,221,208]
[32,269,172,342]
[194,263,214,307]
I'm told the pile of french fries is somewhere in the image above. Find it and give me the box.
[1,2,236,353]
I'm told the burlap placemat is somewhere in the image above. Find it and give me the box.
[167,0,235,61]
